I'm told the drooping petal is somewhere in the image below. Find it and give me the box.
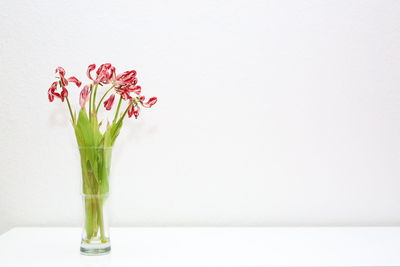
[48,88,54,102]
[53,92,62,99]
[60,87,68,102]
[51,87,62,100]
[67,76,82,87]
[128,102,134,118]
[87,64,96,80]
[128,102,140,119]
[129,85,141,95]
[142,97,157,108]
[49,81,57,90]
[79,85,90,108]
[55,66,66,77]
[133,106,140,118]
[122,91,131,100]
[48,82,59,102]
[55,67,68,86]
[110,66,116,82]
[103,94,115,110]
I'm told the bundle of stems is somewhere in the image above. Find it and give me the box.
[75,84,126,243]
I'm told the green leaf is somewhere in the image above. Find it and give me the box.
[110,119,123,145]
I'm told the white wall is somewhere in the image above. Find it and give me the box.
[1,0,400,234]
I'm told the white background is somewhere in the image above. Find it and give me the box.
[0,0,400,234]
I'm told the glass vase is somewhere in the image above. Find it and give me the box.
[79,146,112,255]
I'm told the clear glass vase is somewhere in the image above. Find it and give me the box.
[79,146,112,255]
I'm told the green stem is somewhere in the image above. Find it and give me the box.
[84,199,93,240]
[65,97,75,124]
[92,84,99,114]
[97,198,106,242]
[117,100,135,124]
[88,85,93,121]
[96,85,115,113]
[113,96,123,123]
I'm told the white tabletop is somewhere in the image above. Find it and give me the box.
[0,227,399,266]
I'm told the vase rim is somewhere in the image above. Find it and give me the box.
[81,193,109,198]
[78,146,113,149]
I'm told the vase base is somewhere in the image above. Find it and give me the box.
[80,242,111,256]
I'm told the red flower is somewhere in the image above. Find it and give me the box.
[56,67,68,87]
[79,85,90,109]
[128,101,140,119]
[87,63,115,84]
[47,82,68,102]
[49,66,81,103]
[48,64,157,122]
[103,94,115,110]
[115,70,137,87]
[56,67,82,87]
[113,70,141,100]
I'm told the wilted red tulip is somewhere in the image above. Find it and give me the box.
[48,63,157,126]
[79,85,90,109]
[115,70,137,87]
[56,67,82,88]
[56,67,68,86]
[128,102,140,119]
[87,63,115,84]
[49,67,82,103]
[104,94,115,110]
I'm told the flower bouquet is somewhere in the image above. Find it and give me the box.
[48,64,157,255]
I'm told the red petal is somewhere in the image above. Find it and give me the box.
[79,85,90,108]
[48,88,54,102]
[67,76,82,87]
[60,87,68,102]
[128,102,140,118]
[143,97,157,108]
[55,66,66,77]
[110,66,116,81]
[87,64,96,80]
[129,85,141,95]
[103,94,115,111]
[128,103,134,118]
[49,81,57,90]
